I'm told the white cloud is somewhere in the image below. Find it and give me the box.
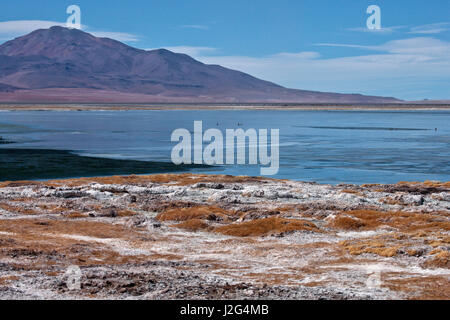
[347,23,450,36]
[180,25,209,30]
[148,46,218,56]
[0,20,139,42]
[346,26,406,34]
[274,52,321,59]
[189,37,450,100]
[316,37,450,57]
[315,43,374,50]
[90,31,139,42]
[409,22,450,34]
[0,20,65,39]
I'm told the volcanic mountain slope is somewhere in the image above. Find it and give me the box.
[0,26,400,103]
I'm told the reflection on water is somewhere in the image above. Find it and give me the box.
[0,110,449,184]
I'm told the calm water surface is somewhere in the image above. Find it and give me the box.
[1,110,449,184]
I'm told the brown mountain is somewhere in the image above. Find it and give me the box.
[0,26,400,103]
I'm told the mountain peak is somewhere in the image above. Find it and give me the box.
[48,25,84,33]
[0,26,142,59]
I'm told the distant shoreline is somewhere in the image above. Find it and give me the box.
[0,102,449,111]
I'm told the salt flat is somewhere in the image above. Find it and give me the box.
[0,174,448,299]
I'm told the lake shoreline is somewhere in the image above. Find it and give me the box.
[1,103,450,111]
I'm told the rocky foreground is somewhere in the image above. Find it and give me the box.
[0,174,448,300]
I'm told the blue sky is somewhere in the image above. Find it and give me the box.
[0,0,449,100]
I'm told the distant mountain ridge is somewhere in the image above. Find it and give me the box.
[0,26,400,103]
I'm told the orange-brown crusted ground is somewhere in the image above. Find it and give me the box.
[0,173,266,188]
[0,174,448,299]
[383,274,450,300]
[215,217,319,237]
[157,205,233,222]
